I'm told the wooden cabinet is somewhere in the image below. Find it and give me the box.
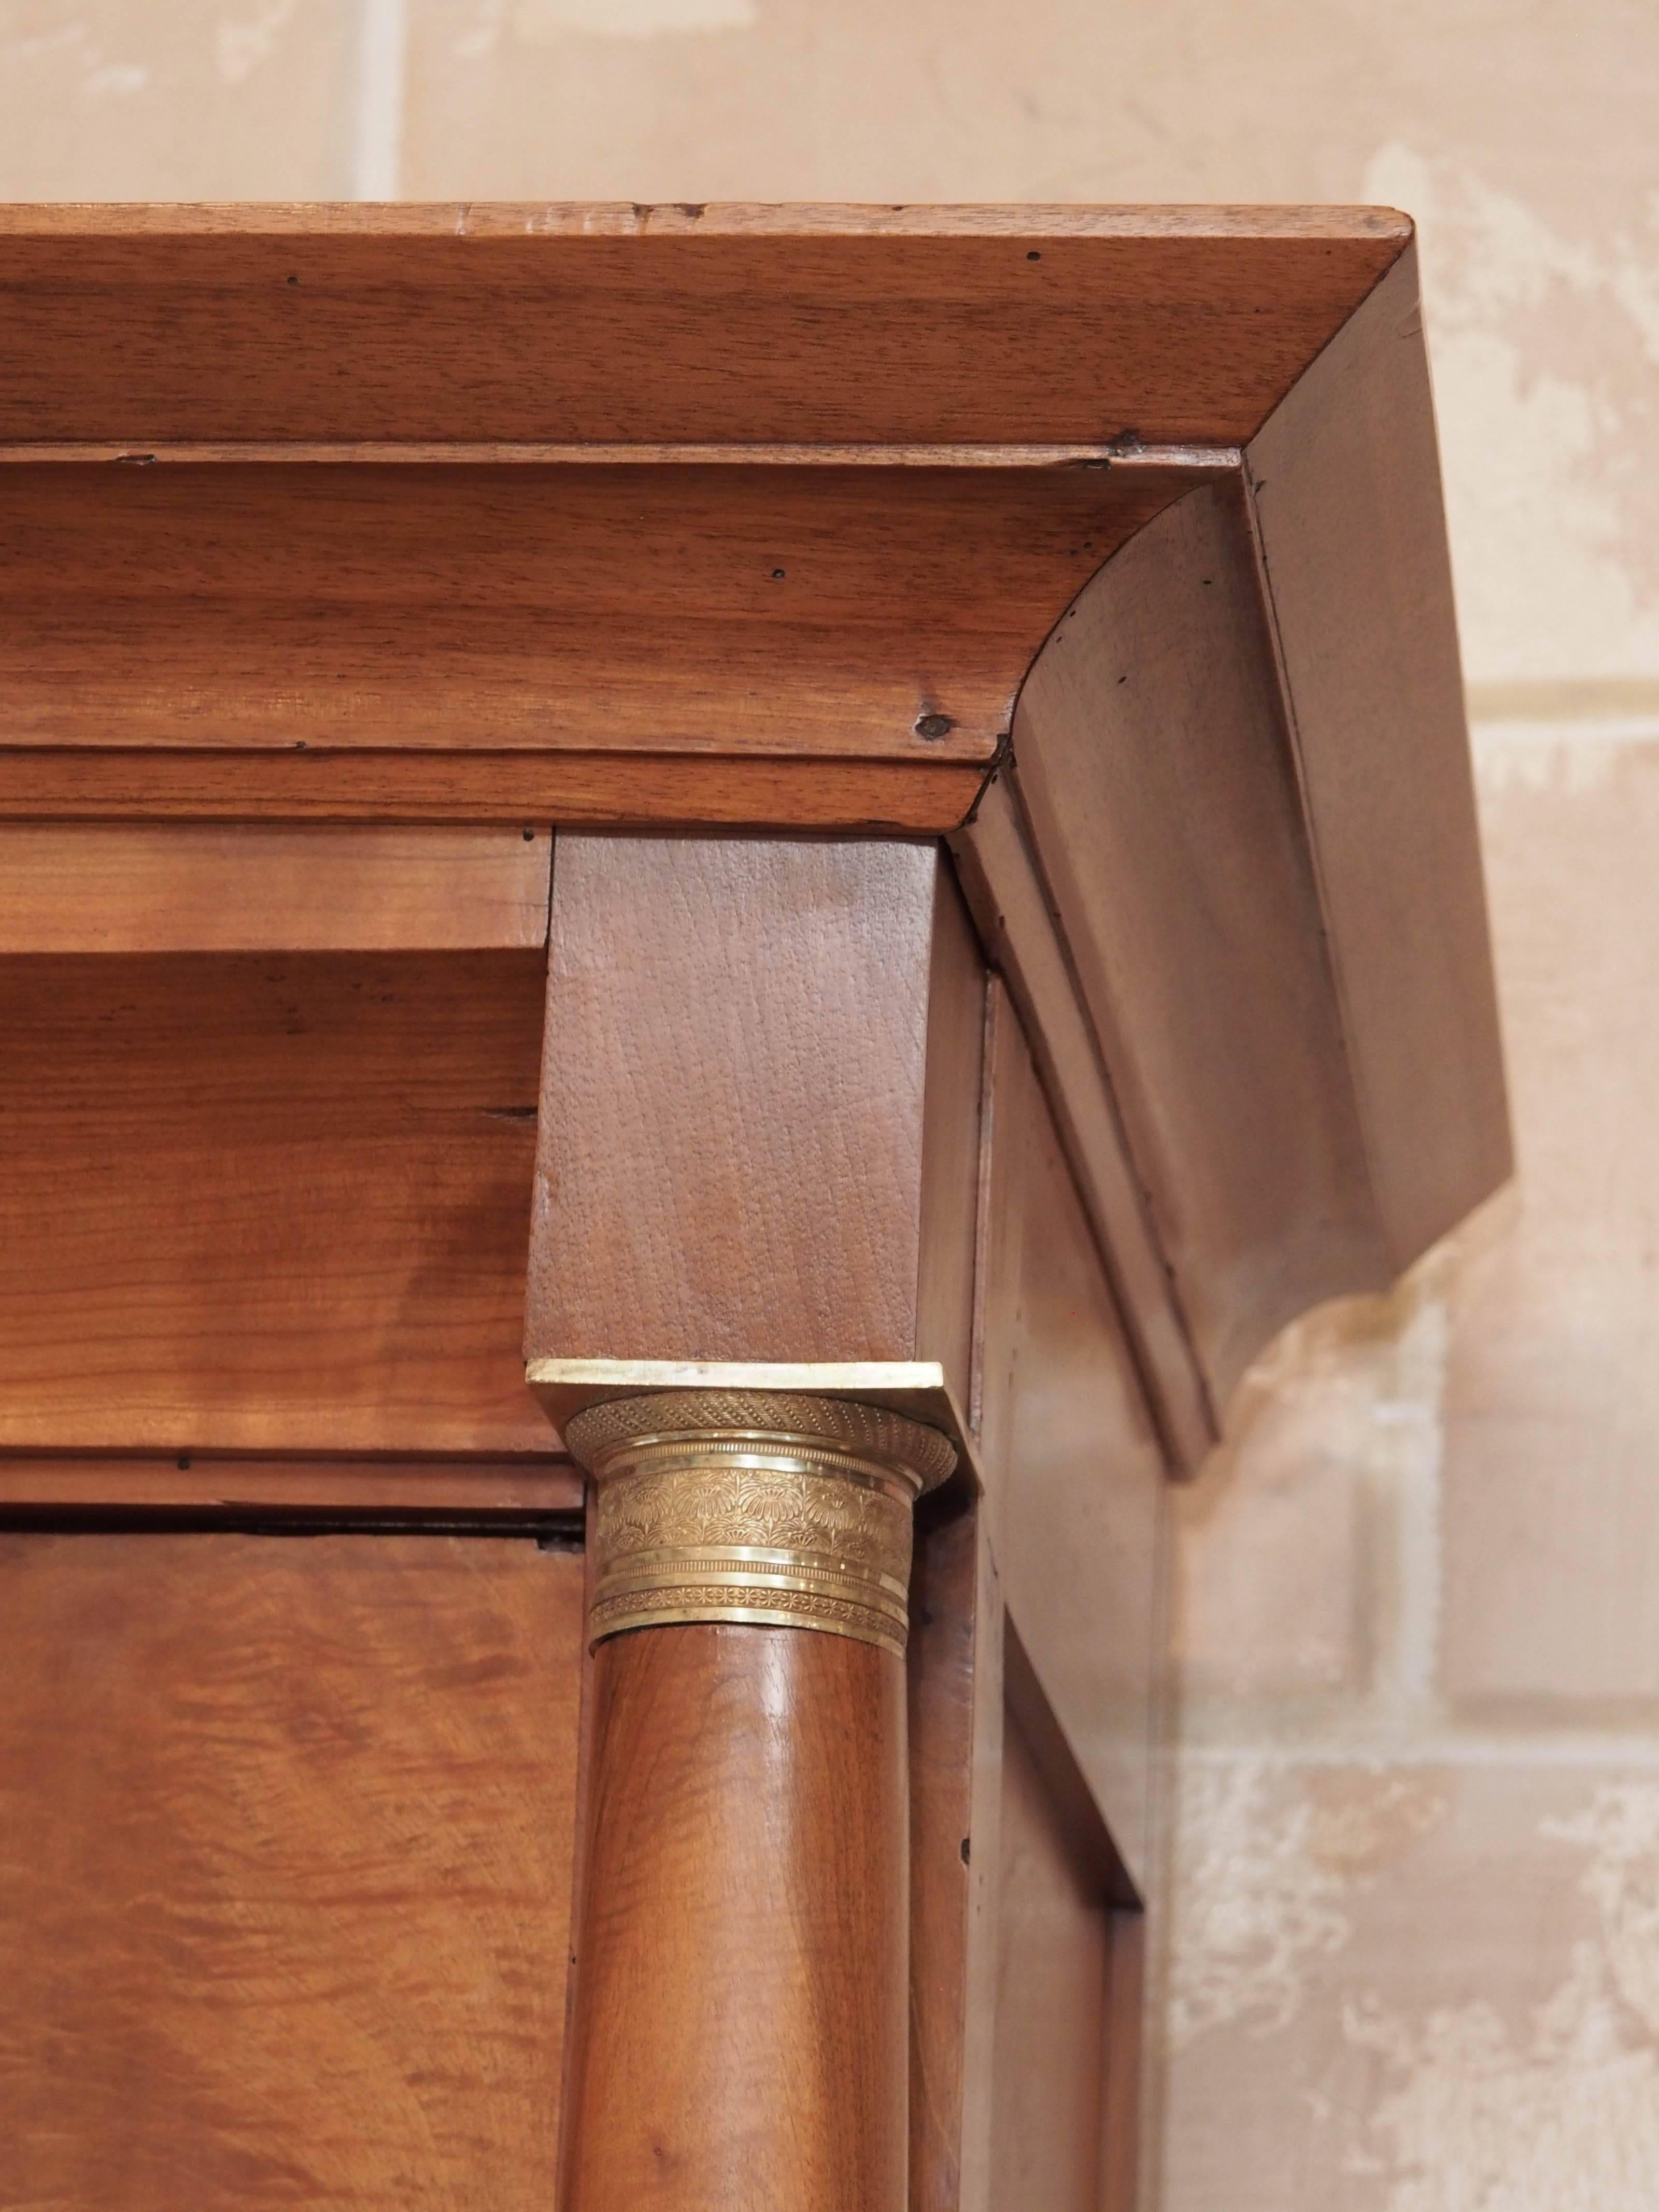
[0,203,1507,2210]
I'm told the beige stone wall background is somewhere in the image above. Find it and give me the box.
[5,4,1658,2204]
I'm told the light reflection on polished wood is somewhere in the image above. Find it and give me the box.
[560,1623,910,2212]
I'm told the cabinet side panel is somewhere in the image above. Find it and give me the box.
[989,1714,1111,2212]
[977,985,1169,1900]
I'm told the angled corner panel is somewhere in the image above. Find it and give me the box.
[1246,241,1512,1269]
[1009,480,1391,1414]
[949,782,1216,1474]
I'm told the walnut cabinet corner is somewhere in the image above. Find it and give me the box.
[0,203,1508,2212]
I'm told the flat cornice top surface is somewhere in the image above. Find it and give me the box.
[0,201,1410,447]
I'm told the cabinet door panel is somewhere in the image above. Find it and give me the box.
[0,1532,583,2210]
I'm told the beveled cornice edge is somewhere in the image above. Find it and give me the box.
[526,1356,983,1495]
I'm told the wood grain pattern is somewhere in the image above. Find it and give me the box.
[908,1503,1004,2212]
[0,205,1408,448]
[1011,482,1389,1408]
[976,990,1168,1900]
[1245,242,1513,1267]
[0,464,1175,769]
[560,1624,909,2211]
[0,824,550,951]
[0,950,548,1453]
[0,1455,582,1520]
[0,747,988,829]
[528,837,939,1365]
[0,1531,584,2209]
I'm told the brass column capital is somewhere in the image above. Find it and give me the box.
[563,1390,957,1659]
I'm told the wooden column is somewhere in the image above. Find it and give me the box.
[555,1390,954,2211]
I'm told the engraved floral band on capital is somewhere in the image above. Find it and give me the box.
[562,1391,958,1659]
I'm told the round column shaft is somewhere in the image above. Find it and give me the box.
[557,1391,955,2212]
